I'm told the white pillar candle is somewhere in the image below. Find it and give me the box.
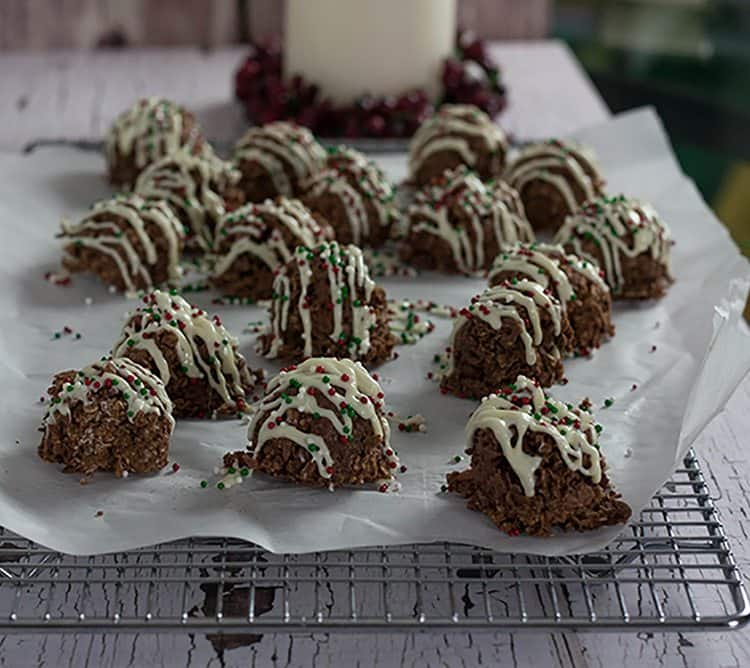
[284,0,457,105]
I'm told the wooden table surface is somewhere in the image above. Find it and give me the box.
[0,42,748,668]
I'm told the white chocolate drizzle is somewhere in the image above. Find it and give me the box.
[43,357,174,431]
[407,167,534,274]
[409,104,507,178]
[105,97,202,173]
[554,195,673,295]
[488,242,608,309]
[135,151,240,251]
[247,358,397,482]
[234,122,326,196]
[505,139,602,215]
[326,145,373,171]
[304,150,397,245]
[465,375,602,496]
[264,242,378,360]
[60,194,184,295]
[113,289,255,410]
[445,279,563,377]
[212,198,328,279]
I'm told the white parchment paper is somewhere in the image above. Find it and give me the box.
[0,107,747,556]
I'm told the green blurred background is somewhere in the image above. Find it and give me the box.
[554,0,750,255]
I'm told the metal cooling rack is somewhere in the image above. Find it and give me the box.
[0,450,747,634]
[22,137,412,156]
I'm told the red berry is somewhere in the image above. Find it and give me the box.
[365,114,386,137]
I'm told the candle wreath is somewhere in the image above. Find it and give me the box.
[234,32,507,138]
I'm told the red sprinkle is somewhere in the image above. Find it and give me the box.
[172,463,180,473]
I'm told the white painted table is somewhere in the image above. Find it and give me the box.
[0,42,747,668]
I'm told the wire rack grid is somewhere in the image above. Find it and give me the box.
[0,450,746,635]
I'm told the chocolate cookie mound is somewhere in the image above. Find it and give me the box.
[233,122,326,203]
[105,97,205,190]
[409,104,508,187]
[135,152,243,252]
[259,242,395,366]
[231,358,398,489]
[440,280,573,398]
[39,357,174,478]
[59,193,185,294]
[113,290,261,418]
[505,139,604,233]
[489,242,614,354]
[555,195,674,300]
[211,198,333,300]
[401,167,533,274]
[303,147,397,247]
[447,376,631,536]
